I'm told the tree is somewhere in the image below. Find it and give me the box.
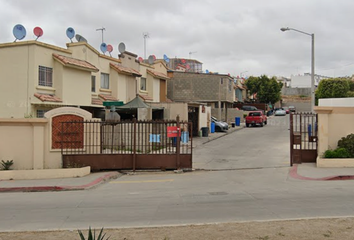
[245,75,282,104]
[316,78,350,100]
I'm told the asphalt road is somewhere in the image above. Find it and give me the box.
[2,115,354,232]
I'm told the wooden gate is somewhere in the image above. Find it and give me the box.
[290,112,318,166]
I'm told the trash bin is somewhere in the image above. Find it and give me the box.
[201,127,209,137]
[231,123,235,128]
[235,117,241,126]
[210,122,215,133]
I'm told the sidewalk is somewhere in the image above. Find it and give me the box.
[0,171,121,193]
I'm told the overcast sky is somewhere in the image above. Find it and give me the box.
[1,0,354,78]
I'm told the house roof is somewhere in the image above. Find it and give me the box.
[139,94,153,102]
[34,93,62,102]
[53,54,99,72]
[92,98,103,105]
[117,95,151,109]
[110,63,142,77]
[147,69,170,80]
[99,94,118,101]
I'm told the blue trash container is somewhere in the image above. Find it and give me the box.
[235,117,241,126]
[210,122,215,133]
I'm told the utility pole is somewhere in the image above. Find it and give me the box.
[143,32,149,60]
[96,27,106,43]
[189,51,197,59]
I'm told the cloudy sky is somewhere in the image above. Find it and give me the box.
[1,0,354,78]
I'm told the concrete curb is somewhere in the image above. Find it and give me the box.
[289,165,354,181]
[0,172,121,193]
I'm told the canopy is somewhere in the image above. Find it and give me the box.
[117,95,151,109]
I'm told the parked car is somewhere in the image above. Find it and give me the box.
[282,106,290,114]
[289,106,296,112]
[245,111,267,127]
[275,109,286,116]
[211,116,229,132]
[242,105,258,111]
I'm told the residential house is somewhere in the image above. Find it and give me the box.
[0,40,174,119]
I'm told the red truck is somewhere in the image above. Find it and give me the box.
[245,111,267,127]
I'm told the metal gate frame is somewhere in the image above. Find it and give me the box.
[290,112,318,166]
[61,117,193,171]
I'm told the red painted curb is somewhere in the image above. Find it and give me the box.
[0,172,118,193]
[289,165,354,181]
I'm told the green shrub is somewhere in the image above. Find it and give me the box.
[347,91,354,97]
[338,133,354,157]
[323,148,352,158]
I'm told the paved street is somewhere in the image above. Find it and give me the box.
[1,115,354,232]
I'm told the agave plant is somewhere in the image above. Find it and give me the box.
[78,227,110,240]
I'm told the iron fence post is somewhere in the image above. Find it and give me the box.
[176,115,181,169]
[133,118,137,172]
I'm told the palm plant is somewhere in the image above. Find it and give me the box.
[78,227,110,240]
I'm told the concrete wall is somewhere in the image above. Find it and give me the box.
[0,119,47,170]
[282,87,311,96]
[149,102,188,121]
[319,97,354,107]
[282,102,311,112]
[226,109,244,124]
[168,72,234,103]
[315,107,354,159]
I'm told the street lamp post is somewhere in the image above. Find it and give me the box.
[281,27,315,113]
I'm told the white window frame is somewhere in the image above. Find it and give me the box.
[38,66,53,87]
[100,73,109,89]
[140,77,147,91]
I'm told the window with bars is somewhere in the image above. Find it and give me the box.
[100,73,109,89]
[91,75,96,92]
[38,66,53,87]
[140,77,147,91]
[229,79,232,92]
[36,109,48,118]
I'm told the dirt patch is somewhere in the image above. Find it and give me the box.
[1,218,354,240]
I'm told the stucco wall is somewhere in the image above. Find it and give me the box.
[0,119,47,170]
[281,87,311,96]
[316,107,354,157]
[149,102,188,121]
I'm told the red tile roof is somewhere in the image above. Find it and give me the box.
[139,94,153,101]
[53,54,99,72]
[92,98,103,105]
[34,93,62,102]
[110,63,142,77]
[99,94,118,101]
[147,69,170,80]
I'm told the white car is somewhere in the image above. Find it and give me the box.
[275,109,286,116]
[211,116,229,132]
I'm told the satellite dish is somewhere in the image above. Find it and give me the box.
[33,27,43,41]
[138,57,143,63]
[205,69,209,74]
[13,24,26,42]
[66,27,75,42]
[100,43,108,54]
[118,42,126,53]
[148,55,154,65]
[152,55,156,61]
[75,34,87,43]
[107,44,113,57]
[163,54,170,63]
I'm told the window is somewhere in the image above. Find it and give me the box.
[38,66,53,87]
[91,76,96,92]
[228,80,232,91]
[140,77,147,91]
[36,109,48,118]
[100,73,109,89]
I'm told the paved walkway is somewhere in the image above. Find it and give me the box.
[1,123,354,192]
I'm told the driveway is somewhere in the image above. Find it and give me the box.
[193,115,290,170]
